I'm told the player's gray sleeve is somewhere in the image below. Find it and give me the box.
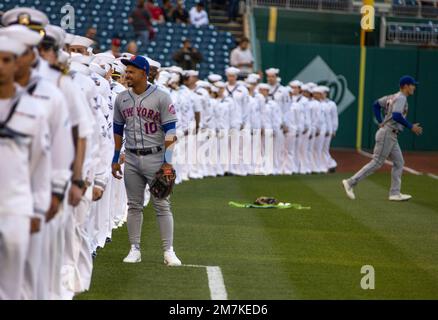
[392,95,407,113]
[159,92,178,125]
[377,95,388,108]
[113,93,125,125]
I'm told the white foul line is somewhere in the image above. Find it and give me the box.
[181,264,228,300]
[357,149,422,175]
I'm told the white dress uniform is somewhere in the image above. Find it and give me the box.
[0,87,51,300]
[308,98,322,173]
[224,82,246,175]
[21,72,74,300]
[313,98,328,173]
[259,96,275,175]
[188,86,203,179]
[296,95,312,174]
[268,83,289,174]
[109,80,128,226]
[194,85,213,177]
[283,99,301,174]
[179,85,197,179]
[62,66,103,299]
[169,85,189,183]
[248,92,263,174]
[323,98,338,170]
[35,58,94,300]
[213,95,232,175]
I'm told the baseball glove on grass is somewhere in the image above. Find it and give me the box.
[150,163,176,199]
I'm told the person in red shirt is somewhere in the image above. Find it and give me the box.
[146,0,164,24]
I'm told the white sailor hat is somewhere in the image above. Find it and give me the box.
[311,86,325,94]
[321,86,330,93]
[146,57,161,69]
[225,66,240,75]
[289,80,303,87]
[245,74,258,85]
[64,33,75,45]
[89,62,107,77]
[196,80,210,89]
[258,83,271,90]
[0,25,43,47]
[121,52,134,59]
[93,52,115,66]
[306,82,317,89]
[0,36,27,55]
[265,68,279,75]
[70,35,94,48]
[168,72,181,84]
[44,24,66,48]
[207,73,222,83]
[2,7,49,30]
[112,59,126,75]
[248,73,260,80]
[156,70,171,85]
[70,61,91,76]
[301,84,311,92]
[185,70,199,77]
[213,81,226,88]
[168,65,184,74]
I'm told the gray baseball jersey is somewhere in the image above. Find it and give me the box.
[378,92,408,132]
[113,84,177,149]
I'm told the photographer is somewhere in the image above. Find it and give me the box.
[172,39,203,70]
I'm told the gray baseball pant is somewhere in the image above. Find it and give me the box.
[124,149,174,251]
[348,127,404,196]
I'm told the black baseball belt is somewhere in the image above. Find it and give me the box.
[127,146,163,156]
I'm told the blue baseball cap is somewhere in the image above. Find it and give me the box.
[121,55,150,75]
[399,75,418,87]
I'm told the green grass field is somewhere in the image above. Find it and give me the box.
[77,173,438,300]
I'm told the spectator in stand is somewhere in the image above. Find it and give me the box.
[85,26,100,53]
[161,0,175,22]
[108,37,122,58]
[146,0,165,24]
[129,0,153,45]
[126,41,138,55]
[172,39,203,70]
[172,0,190,24]
[189,1,209,27]
[228,0,240,24]
[230,37,254,78]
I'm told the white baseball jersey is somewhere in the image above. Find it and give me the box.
[0,88,51,217]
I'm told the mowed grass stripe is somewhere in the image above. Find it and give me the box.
[302,173,438,299]
[172,177,299,300]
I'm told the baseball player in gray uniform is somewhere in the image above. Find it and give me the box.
[343,76,423,201]
[111,55,181,266]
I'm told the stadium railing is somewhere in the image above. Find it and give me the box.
[250,0,438,19]
[386,21,438,45]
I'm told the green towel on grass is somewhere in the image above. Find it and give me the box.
[228,201,310,210]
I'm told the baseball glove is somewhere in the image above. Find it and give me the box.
[150,163,176,199]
